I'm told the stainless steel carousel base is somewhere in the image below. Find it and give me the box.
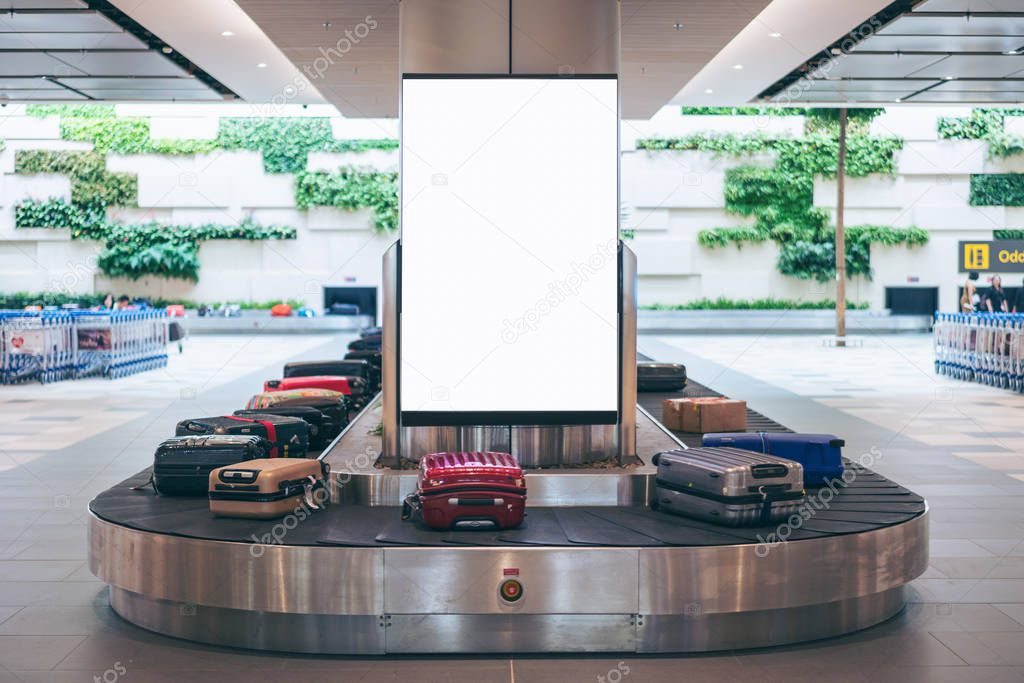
[109,585,907,654]
[89,508,928,655]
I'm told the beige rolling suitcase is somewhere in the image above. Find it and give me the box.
[209,458,329,519]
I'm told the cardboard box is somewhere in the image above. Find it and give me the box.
[662,398,688,431]
[663,397,747,433]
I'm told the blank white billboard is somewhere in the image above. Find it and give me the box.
[400,77,618,424]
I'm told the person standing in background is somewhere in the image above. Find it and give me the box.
[1014,277,1024,313]
[961,271,981,312]
[985,275,1009,313]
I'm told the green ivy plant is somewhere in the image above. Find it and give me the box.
[26,103,116,118]
[0,291,308,310]
[98,239,201,281]
[218,117,397,173]
[638,113,922,281]
[642,297,870,311]
[679,106,806,116]
[42,108,399,173]
[970,174,1024,206]
[94,221,296,283]
[937,108,1024,158]
[15,150,138,208]
[13,199,296,281]
[294,167,399,233]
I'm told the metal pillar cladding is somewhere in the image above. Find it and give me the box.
[386,0,625,466]
[399,0,620,76]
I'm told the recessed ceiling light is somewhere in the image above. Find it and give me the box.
[257,62,268,68]
[672,22,684,31]
[733,64,743,70]
[221,30,235,37]
[705,88,714,94]
[161,46,172,54]
[769,32,782,38]
[943,75,954,80]
[894,98,902,103]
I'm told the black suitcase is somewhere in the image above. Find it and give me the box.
[244,392,351,445]
[153,434,269,496]
[638,362,687,392]
[234,407,330,449]
[328,303,360,316]
[175,415,309,458]
[348,334,381,352]
[334,358,376,391]
[283,360,358,378]
[344,349,381,367]
[283,359,377,394]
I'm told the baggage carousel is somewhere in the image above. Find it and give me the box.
[88,381,928,654]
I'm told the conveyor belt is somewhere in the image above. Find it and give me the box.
[89,463,925,548]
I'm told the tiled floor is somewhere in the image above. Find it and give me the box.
[2,332,1024,681]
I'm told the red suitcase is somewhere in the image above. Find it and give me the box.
[264,375,358,395]
[410,452,527,530]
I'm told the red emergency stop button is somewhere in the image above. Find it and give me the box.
[499,578,523,603]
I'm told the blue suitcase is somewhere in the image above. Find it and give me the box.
[701,432,844,486]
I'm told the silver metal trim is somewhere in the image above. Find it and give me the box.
[381,241,399,465]
[636,403,686,450]
[89,514,384,616]
[90,506,926,615]
[619,243,637,462]
[105,585,907,654]
[110,588,385,655]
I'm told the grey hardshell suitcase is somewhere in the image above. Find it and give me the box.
[651,447,805,526]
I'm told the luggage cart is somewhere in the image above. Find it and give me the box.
[934,312,1024,393]
[0,309,169,384]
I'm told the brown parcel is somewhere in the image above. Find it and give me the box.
[663,397,747,433]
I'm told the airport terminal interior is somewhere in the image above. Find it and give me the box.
[3,0,1024,681]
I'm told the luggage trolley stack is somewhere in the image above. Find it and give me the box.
[0,309,168,384]
[934,312,1024,391]
[0,311,76,384]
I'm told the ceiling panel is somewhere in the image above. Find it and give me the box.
[0,51,86,76]
[915,0,1024,9]
[909,54,1024,78]
[0,9,122,33]
[852,33,1024,54]
[6,0,88,8]
[795,91,913,102]
[0,30,146,50]
[0,4,232,102]
[816,53,949,79]
[937,78,1024,91]
[0,76,66,89]
[79,88,226,100]
[910,88,1024,103]
[878,14,1024,37]
[800,78,936,92]
[50,50,190,77]
[57,76,213,91]
[0,88,85,100]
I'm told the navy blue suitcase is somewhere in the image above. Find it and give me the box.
[701,432,845,487]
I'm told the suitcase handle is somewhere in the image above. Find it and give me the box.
[751,464,788,478]
[448,497,504,506]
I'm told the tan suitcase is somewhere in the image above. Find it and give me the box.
[209,458,329,519]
